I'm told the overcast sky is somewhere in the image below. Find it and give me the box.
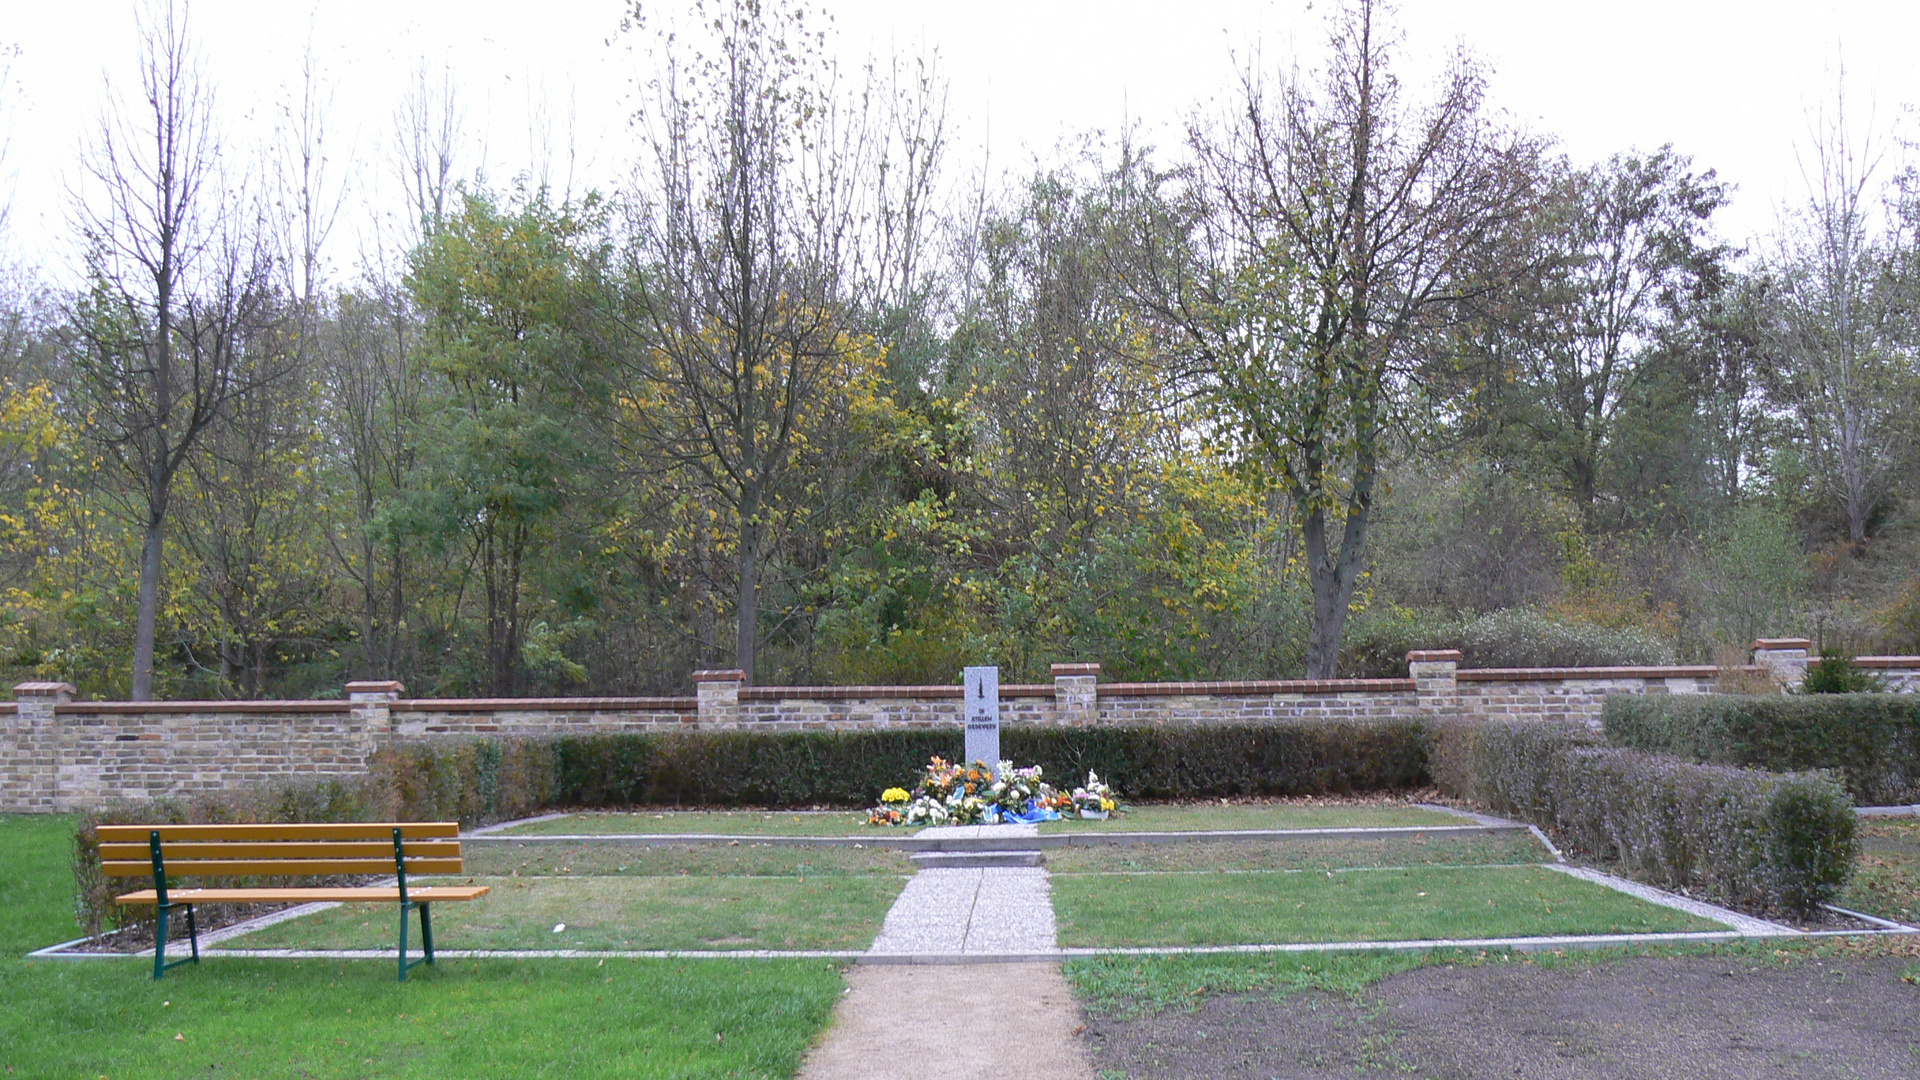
[3,0,1917,284]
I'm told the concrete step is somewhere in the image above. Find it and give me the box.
[911,850,1044,869]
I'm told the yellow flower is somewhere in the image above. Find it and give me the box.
[881,788,910,803]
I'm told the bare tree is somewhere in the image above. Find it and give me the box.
[69,1,278,698]
[616,0,945,682]
[275,34,346,306]
[1130,0,1540,677]
[0,42,19,240]
[1765,84,1909,551]
[394,62,463,244]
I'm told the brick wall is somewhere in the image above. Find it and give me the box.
[6,646,1918,812]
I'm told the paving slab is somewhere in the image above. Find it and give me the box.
[796,962,1097,1080]
[867,866,1056,955]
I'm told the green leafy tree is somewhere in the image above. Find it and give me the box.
[404,188,608,694]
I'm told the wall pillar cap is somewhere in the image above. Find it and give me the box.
[345,680,405,695]
[13,681,75,699]
[1406,649,1462,663]
[1050,663,1102,677]
[1751,638,1811,651]
[692,669,746,683]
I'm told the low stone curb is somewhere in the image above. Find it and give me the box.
[1544,864,1795,935]
[467,823,1528,851]
[1856,805,1920,818]
[33,924,1917,965]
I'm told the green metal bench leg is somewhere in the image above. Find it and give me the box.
[398,902,434,981]
[152,903,200,980]
[154,904,168,981]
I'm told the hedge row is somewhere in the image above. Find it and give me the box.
[1603,693,1920,805]
[551,722,1429,807]
[74,720,1426,933]
[1432,720,1856,915]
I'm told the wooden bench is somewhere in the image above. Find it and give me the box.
[103,822,490,981]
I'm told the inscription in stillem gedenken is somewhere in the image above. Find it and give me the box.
[963,666,1000,775]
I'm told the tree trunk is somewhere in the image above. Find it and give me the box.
[1301,456,1377,680]
[735,500,762,684]
[131,513,165,700]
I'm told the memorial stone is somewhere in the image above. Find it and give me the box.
[963,665,1000,774]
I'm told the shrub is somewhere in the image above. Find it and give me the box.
[1342,606,1675,676]
[1452,608,1673,669]
[1803,650,1883,694]
[1604,693,1920,805]
[1433,721,1855,916]
[74,779,384,937]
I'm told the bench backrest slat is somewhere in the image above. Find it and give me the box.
[102,857,467,878]
[100,822,465,881]
[98,822,458,843]
[99,840,463,862]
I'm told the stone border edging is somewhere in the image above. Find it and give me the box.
[1543,864,1795,934]
[468,823,1528,851]
[33,927,1917,966]
[466,812,575,835]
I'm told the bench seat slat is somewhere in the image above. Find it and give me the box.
[102,858,466,877]
[97,822,460,843]
[100,840,463,862]
[114,885,491,905]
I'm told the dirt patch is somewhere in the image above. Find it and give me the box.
[1083,955,1920,1079]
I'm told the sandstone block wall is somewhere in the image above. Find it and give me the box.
[6,647,1918,811]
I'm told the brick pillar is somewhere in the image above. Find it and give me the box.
[1751,638,1811,688]
[694,669,745,727]
[10,682,74,812]
[1407,650,1461,719]
[1051,663,1101,726]
[347,679,403,734]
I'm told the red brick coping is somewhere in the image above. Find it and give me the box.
[393,697,697,713]
[1456,666,1720,682]
[56,700,352,714]
[738,684,1056,700]
[1099,678,1416,696]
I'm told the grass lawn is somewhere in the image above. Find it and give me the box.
[0,815,845,1079]
[1050,865,1723,947]
[236,874,903,952]
[466,840,912,878]
[500,810,874,836]
[1039,801,1472,833]
[1046,830,1548,875]
[1839,818,1920,924]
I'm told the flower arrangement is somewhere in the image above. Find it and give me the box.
[1071,771,1118,819]
[866,758,1120,826]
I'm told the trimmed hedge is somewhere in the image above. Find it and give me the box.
[550,723,1429,807]
[1604,693,1920,805]
[541,718,1428,803]
[1432,720,1856,915]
